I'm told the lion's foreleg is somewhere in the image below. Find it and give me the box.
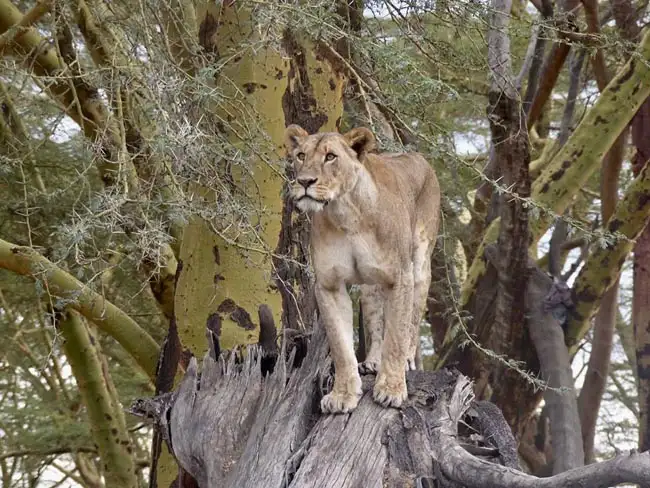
[373,266,414,408]
[359,284,384,373]
[316,282,362,414]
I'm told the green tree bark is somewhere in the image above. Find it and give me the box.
[174,3,345,354]
[566,157,650,350]
[60,310,138,488]
[0,238,159,377]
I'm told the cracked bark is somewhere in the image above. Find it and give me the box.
[131,325,650,488]
[480,0,533,433]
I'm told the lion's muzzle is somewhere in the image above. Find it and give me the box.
[292,185,328,213]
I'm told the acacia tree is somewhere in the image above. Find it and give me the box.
[0,0,649,487]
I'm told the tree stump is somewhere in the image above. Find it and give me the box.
[130,321,650,488]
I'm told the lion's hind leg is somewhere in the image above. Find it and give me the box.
[407,234,435,371]
[373,265,413,408]
[359,284,384,374]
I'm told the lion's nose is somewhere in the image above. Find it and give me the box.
[297,177,318,189]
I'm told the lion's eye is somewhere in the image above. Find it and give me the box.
[296,152,305,161]
[325,153,336,162]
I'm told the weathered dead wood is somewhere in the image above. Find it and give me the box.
[131,322,518,488]
[430,376,650,488]
[131,315,650,488]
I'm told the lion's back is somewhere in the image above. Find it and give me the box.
[365,151,439,207]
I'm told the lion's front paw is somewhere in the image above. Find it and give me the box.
[372,374,407,408]
[321,390,361,414]
[359,359,380,374]
[321,374,362,414]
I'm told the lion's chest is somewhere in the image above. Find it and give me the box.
[312,231,396,289]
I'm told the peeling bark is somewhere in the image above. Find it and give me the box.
[175,4,345,356]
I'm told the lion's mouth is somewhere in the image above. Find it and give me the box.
[296,195,329,206]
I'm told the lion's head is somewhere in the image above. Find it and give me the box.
[283,125,377,213]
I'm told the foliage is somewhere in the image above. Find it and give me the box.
[0,0,647,486]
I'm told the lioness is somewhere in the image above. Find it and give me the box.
[284,125,440,414]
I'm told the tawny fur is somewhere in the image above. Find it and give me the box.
[284,125,441,414]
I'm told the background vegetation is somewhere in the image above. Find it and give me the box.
[0,0,648,486]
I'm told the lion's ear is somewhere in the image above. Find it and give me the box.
[284,125,309,152]
[343,127,376,159]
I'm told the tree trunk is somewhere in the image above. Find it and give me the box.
[524,254,583,473]
[484,0,533,434]
[610,0,650,459]
[634,222,650,453]
[174,3,345,356]
[576,0,626,461]
[461,27,650,314]
[631,101,650,454]
[0,238,159,377]
[132,319,522,488]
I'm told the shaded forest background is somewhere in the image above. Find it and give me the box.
[0,0,649,486]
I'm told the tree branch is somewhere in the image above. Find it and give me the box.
[581,0,610,90]
[59,310,137,486]
[461,27,650,310]
[526,0,582,128]
[522,0,552,114]
[525,265,584,472]
[0,0,181,319]
[567,155,650,351]
[0,0,51,52]
[431,376,650,488]
[547,48,583,278]
[0,238,159,377]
